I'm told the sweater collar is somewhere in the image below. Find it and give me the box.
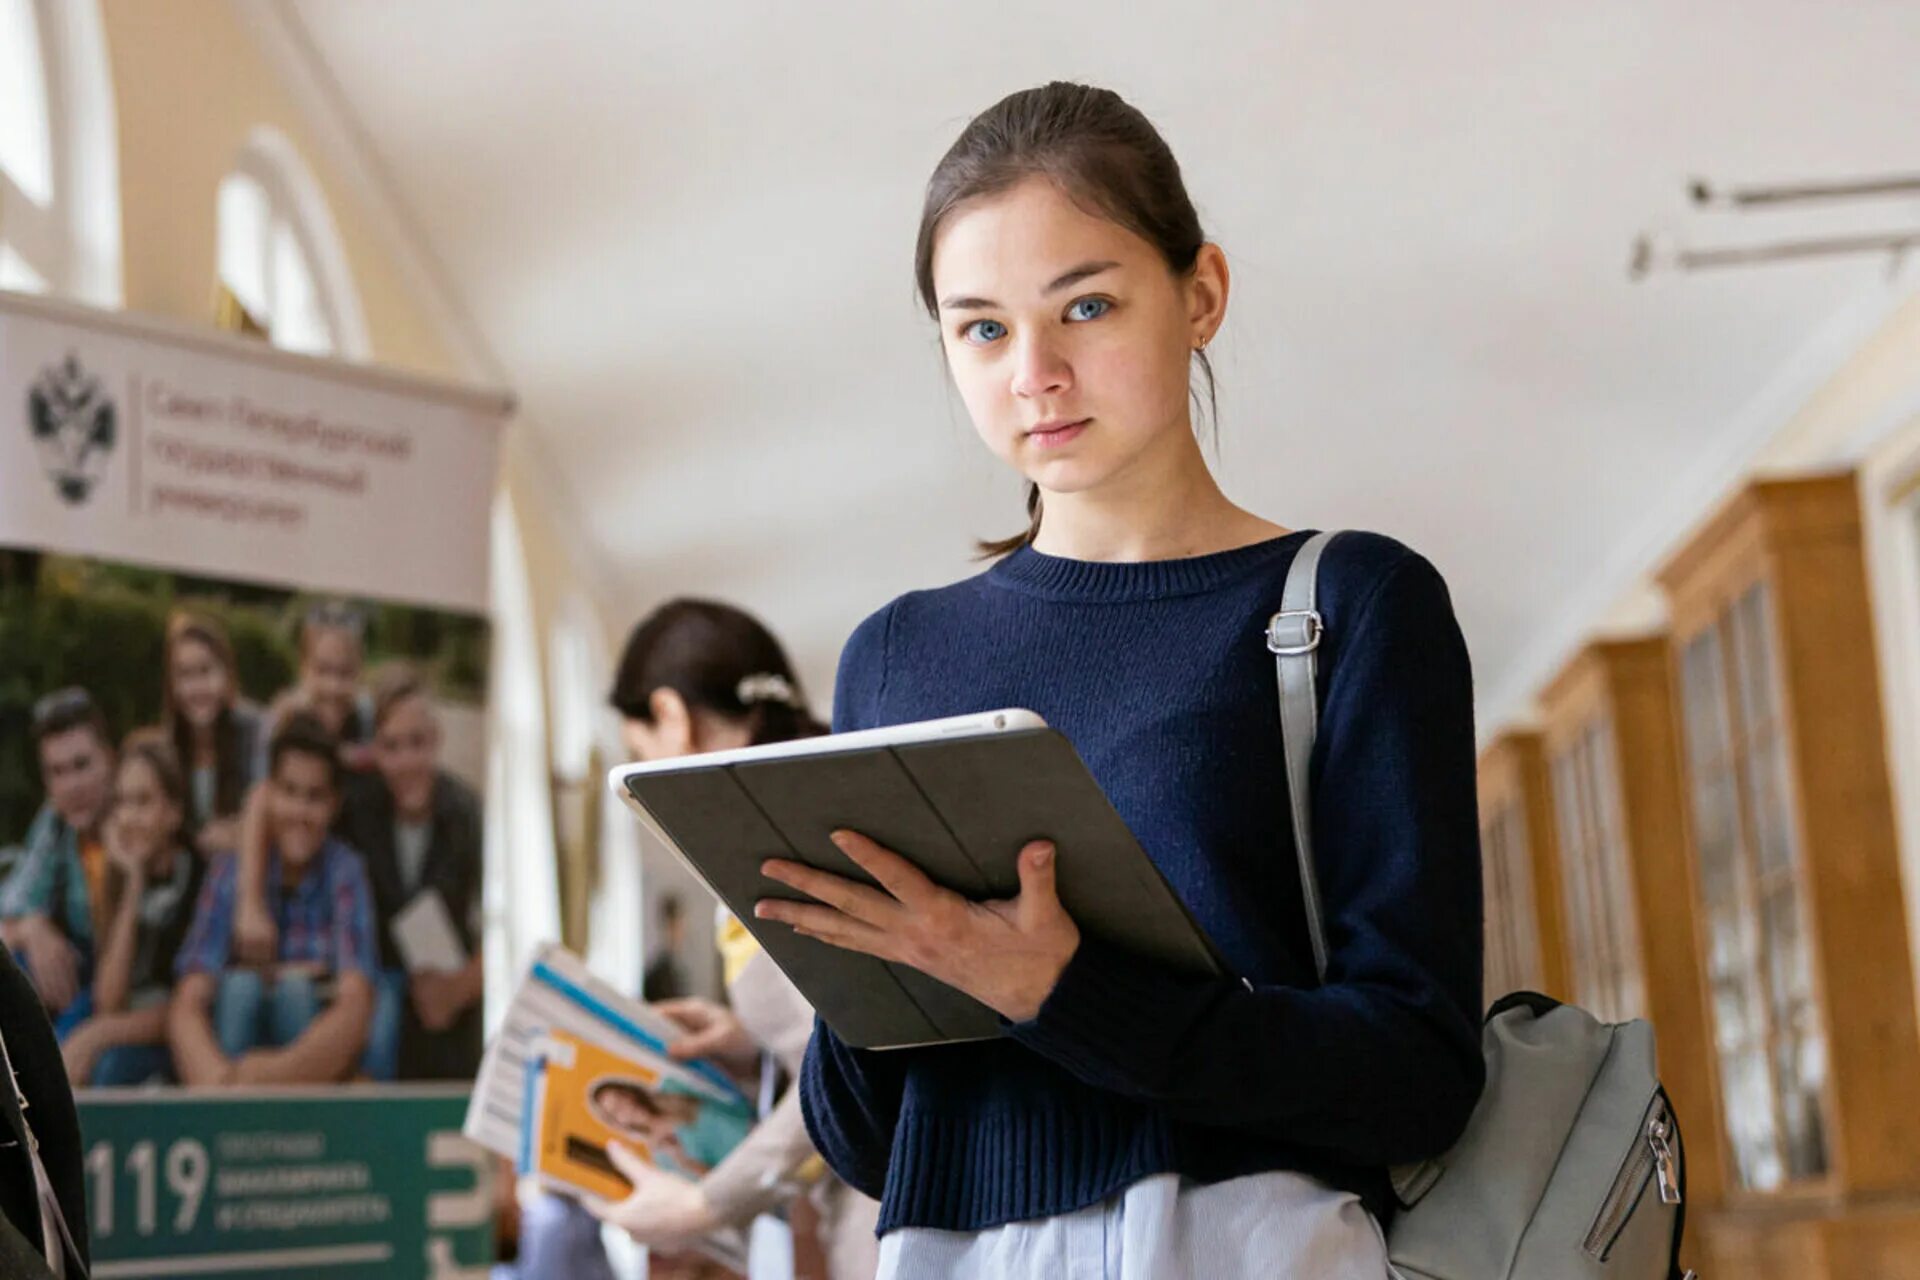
[987,530,1310,603]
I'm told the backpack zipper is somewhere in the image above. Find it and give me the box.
[1582,1091,1679,1261]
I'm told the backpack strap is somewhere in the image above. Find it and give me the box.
[1271,532,1443,1209]
[1268,530,1340,983]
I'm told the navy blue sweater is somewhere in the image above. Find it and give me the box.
[799,529,1485,1235]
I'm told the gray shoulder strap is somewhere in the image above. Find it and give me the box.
[1268,530,1340,984]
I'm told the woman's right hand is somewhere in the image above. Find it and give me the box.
[653,997,759,1076]
[233,896,278,965]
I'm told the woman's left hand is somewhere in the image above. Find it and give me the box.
[756,831,1079,1024]
[588,1141,720,1244]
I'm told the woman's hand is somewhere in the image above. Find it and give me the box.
[653,997,759,1077]
[755,831,1079,1024]
[588,1141,721,1244]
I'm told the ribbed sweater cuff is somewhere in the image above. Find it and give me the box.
[1007,935,1187,1095]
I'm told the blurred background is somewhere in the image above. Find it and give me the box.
[8,2,1920,1275]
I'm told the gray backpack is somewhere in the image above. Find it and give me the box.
[1269,531,1694,1280]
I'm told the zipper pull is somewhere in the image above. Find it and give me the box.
[1650,1115,1680,1205]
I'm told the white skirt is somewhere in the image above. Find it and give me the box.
[877,1169,1398,1280]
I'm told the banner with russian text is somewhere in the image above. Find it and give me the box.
[0,289,509,1278]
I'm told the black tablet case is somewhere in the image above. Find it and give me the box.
[621,727,1227,1049]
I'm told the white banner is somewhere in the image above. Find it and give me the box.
[0,291,509,611]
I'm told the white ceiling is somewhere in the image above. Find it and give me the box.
[284,0,1920,731]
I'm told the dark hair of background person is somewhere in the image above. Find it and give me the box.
[608,599,826,746]
[266,710,341,790]
[912,81,1219,558]
[592,1078,663,1117]
[29,687,111,752]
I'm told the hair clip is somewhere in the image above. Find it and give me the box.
[735,673,798,708]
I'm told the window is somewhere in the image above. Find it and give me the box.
[1552,716,1644,1023]
[215,129,368,358]
[1679,580,1829,1192]
[0,0,118,302]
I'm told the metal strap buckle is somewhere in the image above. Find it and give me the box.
[1266,609,1323,656]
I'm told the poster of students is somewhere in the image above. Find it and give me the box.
[0,549,491,1090]
[0,292,509,1108]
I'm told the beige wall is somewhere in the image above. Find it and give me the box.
[101,0,457,378]
[97,0,617,636]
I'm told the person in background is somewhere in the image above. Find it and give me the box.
[234,599,374,964]
[588,598,880,1280]
[60,730,206,1087]
[168,712,378,1086]
[642,893,690,1002]
[160,610,264,857]
[0,688,115,1038]
[336,664,485,1081]
[261,600,376,768]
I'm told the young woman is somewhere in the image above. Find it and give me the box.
[769,83,1485,1279]
[561,599,877,1280]
[59,731,205,1087]
[160,611,264,856]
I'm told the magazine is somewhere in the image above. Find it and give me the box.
[464,944,755,1267]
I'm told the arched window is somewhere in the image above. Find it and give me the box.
[0,0,120,303]
[215,127,368,358]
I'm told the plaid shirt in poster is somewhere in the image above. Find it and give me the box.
[174,838,378,979]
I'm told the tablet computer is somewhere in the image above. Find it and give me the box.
[608,709,1226,1049]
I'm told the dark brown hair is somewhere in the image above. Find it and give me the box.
[104,728,189,920]
[30,686,111,752]
[162,610,247,820]
[609,599,826,746]
[913,82,1217,558]
[592,1078,661,1116]
[118,727,187,812]
[268,710,341,792]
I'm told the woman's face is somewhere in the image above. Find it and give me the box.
[170,635,230,731]
[113,755,182,866]
[599,1087,668,1142]
[301,626,362,735]
[931,176,1216,503]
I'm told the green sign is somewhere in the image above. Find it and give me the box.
[76,1084,493,1279]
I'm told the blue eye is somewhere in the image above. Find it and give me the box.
[1067,297,1111,322]
[963,319,1007,345]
